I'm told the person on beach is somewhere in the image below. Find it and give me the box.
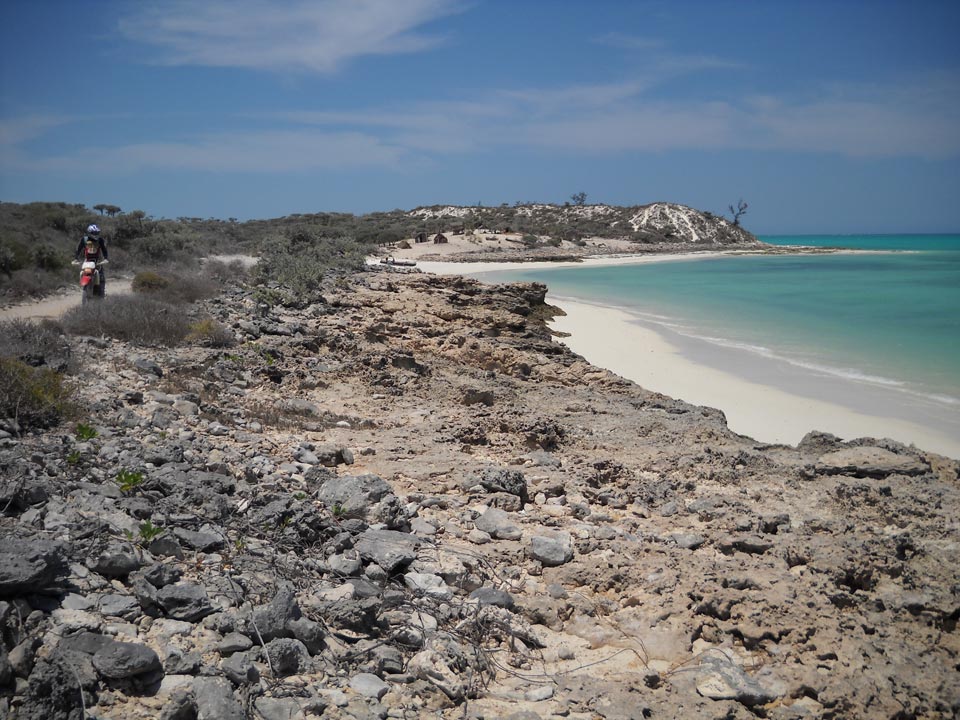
[75,224,109,295]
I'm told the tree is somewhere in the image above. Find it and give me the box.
[571,192,587,206]
[728,199,748,226]
[105,205,122,217]
[94,204,108,215]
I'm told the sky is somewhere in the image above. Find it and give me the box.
[1,0,959,234]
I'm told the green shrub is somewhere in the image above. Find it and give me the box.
[0,357,78,430]
[132,271,170,293]
[186,318,236,348]
[60,295,190,346]
[115,469,145,493]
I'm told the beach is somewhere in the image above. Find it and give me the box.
[416,256,960,459]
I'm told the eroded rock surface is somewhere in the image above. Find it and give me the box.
[0,272,957,719]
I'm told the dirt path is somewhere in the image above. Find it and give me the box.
[0,279,134,322]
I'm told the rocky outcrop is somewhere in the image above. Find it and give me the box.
[0,272,957,719]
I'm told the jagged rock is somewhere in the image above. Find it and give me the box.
[134,358,163,377]
[404,572,452,600]
[92,640,162,679]
[157,582,214,622]
[20,655,87,720]
[193,676,245,720]
[254,696,306,720]
[354,529,421,572]
[8,637,40,678]
[350,672,390,699]
[172,526,225,552]
[472,466,529,503]
[265,637,310,676]
[474,508,522,540]
[312,472,393,515]
[251,586,301,641]
[218,632,253,654]
[695,652,783,707]
[815,446,929,478]
[159,688,196,720]
[528,532,574,566]
[86,542,142,578]
[469,587,515,609]
[0,538,67,596]
[0,647,11,686]
[288,617,325,654]
[98,593,141,619]
[221,651,259,685]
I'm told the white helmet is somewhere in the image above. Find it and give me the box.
[87,224,101,235]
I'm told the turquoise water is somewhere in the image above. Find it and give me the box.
[484,235,960,412]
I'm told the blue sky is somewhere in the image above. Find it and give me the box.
[1,0,958,233]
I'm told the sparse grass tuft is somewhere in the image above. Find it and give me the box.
[115,469,145,493]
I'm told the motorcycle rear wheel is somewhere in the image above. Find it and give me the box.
[82,285,91,304]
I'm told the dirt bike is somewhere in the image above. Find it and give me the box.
[72,257,108,303]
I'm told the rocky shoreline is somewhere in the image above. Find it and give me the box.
[1,272,958,719]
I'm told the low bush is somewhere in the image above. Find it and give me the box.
[203,259,250,284]
[132,271,170,293]
[0,318,73,372]
[186,318,236,348]
[60,295,190,346]
[0,357,78,430]
[132,270,220,304]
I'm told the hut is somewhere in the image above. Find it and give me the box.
[433,233,448,244]
[415,232,428,244]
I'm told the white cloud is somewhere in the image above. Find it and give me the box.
[21,130,406,174]
[117,0,464,73]
[0,115,72,146]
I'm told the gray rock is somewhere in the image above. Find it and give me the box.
[193,676,245,720]
[815,446,929,478]
[404,572,452,600]
[254,697,304,720]
[135,358,164,377]
[696,653,782,706]
[252,586,301,641]
[469,587,515,609]
[670,533,706,550]
[312,472,393,516]
[288,617,325,654]
[528,532,574,567]
[325,551,363,576]
[0,538,67,595]
[98,593,141,619]
[158,583,214,622]
[159,688,196,720]
[221,652,259,686]
[0,647,11,686]
[92,640,162,679]
[86,542,141,578]
[265,638,310,676]
[172,527,225,552]
[350,672,390,699]
[148,534,185,558]
[524,685,555,702]
[472,466,529,502]
[164,648,202,675]
[354,529,421,572]
[8,638,41,678]
[218,632,253,654]
[474,508,522,540]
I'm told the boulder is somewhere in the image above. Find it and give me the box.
[354,529,420,573]
[815,446,929,478]
[528,532,574,566]
[157,583,214,622]
[0,538,67,596]
[93,641,162,679]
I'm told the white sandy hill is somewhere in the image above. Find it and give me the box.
[406,202,760,246]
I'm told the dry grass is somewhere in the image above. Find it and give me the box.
[60,295,191,346]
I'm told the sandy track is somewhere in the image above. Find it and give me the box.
[0,279,134,322]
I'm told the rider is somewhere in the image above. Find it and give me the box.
[75,224,109,296]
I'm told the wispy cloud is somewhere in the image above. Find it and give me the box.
[117,0,464,73]
[7,72,958,178]
[0,115,72,146]
[17,130,406,175]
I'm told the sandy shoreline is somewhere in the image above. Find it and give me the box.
[415,256,960,459]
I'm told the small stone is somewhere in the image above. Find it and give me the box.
[467,529,491,545]
[528,532,574,566]
[350,672,390,700]
[221,652,259,686]
[524,685,555,702]
[218,632,253,654]
[93,641,162,679]
[157,583,214,622]
[469,587,515,609]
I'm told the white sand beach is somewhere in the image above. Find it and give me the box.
[416,258,960,459]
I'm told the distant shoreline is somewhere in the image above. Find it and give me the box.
[416,252,960,459]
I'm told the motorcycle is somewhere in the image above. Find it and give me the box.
[72,257,108,303]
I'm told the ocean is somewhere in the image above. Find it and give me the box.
[483,235,960,449]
